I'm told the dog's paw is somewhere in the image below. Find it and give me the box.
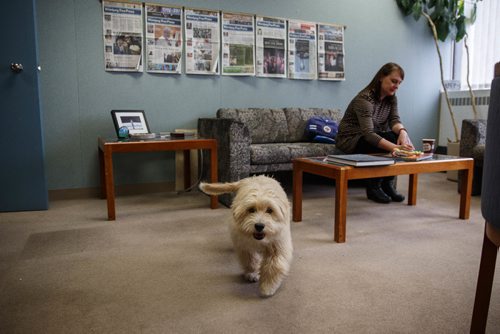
[244,272,260,282]
[259,278,281,297]
[259,284,279,297]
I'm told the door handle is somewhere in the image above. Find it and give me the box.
[10,63,24,73]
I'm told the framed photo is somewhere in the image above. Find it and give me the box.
[111,110,150,136]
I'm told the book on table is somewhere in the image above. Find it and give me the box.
[324,154,395,167]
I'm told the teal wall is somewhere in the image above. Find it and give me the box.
[36,0,448,190]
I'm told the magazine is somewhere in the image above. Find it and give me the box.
[324,154,395,167]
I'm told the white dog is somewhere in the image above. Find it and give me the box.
[199,175,293,297]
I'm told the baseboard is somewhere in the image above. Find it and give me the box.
[48,181,176,200]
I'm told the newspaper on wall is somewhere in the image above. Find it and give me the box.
[102,1,143,72]
[255,16,287,78]
[317,23,345,81]
[184,8,220,75]
[287,19,317,80]
[145,4,182,74]
[221,12,255,76]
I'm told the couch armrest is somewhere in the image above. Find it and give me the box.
[460,119,487,158]
[198,118,251,184]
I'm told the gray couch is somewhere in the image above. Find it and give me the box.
[198,107,343,206]
[460,119,487,195]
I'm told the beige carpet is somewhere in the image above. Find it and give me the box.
[0,173,498,333]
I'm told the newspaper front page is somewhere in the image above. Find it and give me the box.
[255,16,287,78]
[102,1,143,72]
[287,19,317,80]
[184,8,220,75]
[317,23,345,81]
[145,4,182,74]
[221,12,255,76]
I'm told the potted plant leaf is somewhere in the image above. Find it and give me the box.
[395,0,481,145]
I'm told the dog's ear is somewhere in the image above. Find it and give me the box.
[275,198,290,223]
[199,181,241,195]
[232,202,248,223]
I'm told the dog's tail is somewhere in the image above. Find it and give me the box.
[199,181,241,195]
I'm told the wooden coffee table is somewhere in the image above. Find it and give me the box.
[98,137,218,220]
[292,155,474,243]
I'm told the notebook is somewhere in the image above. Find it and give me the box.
[324,154,395,167]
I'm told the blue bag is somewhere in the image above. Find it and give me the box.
[305,116,338,144]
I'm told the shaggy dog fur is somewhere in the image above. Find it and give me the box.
[199,175,293,297]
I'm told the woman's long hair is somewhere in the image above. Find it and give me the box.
[363,63,405,99]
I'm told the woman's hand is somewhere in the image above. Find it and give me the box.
[397,130,414,150]
[396,144,414,151]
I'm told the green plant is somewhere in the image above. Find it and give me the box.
[396,0,481,142]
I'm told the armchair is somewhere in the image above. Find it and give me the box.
[459,119,486,195]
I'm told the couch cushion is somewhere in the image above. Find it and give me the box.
[284,108,343,142]
[250,143,292,164]
[250,142,338,165]
[287,142,339,159]
[217,108,289,144]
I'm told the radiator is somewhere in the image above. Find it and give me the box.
[438,89,490,146]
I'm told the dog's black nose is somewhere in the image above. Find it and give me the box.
[254,223,265,232]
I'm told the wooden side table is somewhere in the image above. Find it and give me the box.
[98,137,218,220]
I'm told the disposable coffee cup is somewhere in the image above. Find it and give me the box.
[422,138,436,153]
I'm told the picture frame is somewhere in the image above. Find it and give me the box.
[111,110,150,136]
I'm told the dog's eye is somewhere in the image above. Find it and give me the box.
[266,207,273,214]
[248,207,256,213]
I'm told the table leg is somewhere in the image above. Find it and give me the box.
[334,171,347,243]
[471,223,498,333]
[459,167,472,219]
[183,150,191,189]
[99,147,106,199]
[292,163,303,222]
[209,147,218,209]
[408,174,418,206]
[104,147,116,220]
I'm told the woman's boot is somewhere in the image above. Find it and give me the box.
[381,176,405,202]
[366,178,391,203]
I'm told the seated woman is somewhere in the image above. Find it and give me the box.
[335,62,414,203]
